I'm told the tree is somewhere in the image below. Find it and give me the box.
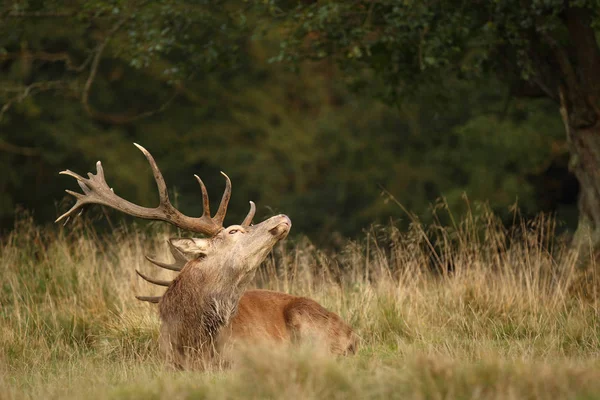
[0,0,251,228]
[0,0,580,241]
[265,1,600,253]
[0,0,249,124]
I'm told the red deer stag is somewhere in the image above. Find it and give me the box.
[56,144,357,369]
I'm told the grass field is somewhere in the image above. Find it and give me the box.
[2,208,600,399]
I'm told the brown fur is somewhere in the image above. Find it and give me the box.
[149,215,357,369]
[158,256,357,369]
[224,290,357,356]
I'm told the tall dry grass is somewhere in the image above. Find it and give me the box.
[1,206,600,399]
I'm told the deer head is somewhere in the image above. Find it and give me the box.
[56,143,291,303]
[170,215,290,273]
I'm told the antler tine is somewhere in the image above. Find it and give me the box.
[168,240,191,264]
[145,255,183,272]
[136,296,161,304]
[213,172,232,226]
[55,201,82,223]
[95,159,105,180]
[133,143,170,205]
[144,239,190,272]
[241,201,256,227]
[194,175,211,218]
[60,169,86,182]
[136,270,172,287]
[78,180,92,194]
[55,164,104,223]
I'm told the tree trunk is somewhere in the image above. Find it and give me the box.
[560,100,600,264]
[555,7,600,265]
[567,124,600,247]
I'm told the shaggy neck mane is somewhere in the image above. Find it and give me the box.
[158,262,246,360]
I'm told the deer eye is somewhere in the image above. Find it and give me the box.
[229,229,239,235]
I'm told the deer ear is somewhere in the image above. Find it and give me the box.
[169,238,209,259]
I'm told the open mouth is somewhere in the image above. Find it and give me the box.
[269,221,291,239]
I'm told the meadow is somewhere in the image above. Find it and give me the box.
[1,206,600,399]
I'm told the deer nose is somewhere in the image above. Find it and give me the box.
[278,214,291,227]
[269,215,292,238]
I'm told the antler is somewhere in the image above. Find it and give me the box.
[143,240,189,272]
[135,296,161,303]
[135,241,181,303]
[136,270,171,287]
[56,143,256,235]
[57,143,259,304]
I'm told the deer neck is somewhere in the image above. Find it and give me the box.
[158,260,256,347]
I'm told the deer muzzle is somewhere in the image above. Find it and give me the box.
[268,214,292,239]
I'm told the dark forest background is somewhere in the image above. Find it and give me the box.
[2,0,594,244]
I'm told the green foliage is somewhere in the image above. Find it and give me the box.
[265,0,599,100]
[0,1,580,237]
[254,0,600,233]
